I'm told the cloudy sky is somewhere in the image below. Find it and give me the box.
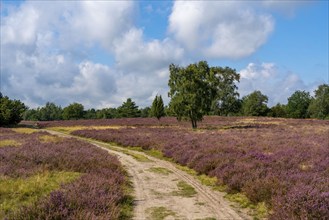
[1,1,328,109]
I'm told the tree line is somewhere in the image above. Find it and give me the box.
[1,61,328,127]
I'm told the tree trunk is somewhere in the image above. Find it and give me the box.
[191,119,197,129]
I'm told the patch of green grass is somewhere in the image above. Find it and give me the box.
[0,171,80,217]
[147,167,173,175]
[225,193,251,208]
[175,164,198,176]
[0,140,21,147]
[146,206,176,220]
[172,181,197,197]
[197,174,227,192]
[254,202,269,219]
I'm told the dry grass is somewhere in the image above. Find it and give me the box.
[38,135,63,143]
[0,140,21,148]
[12,128,39,134]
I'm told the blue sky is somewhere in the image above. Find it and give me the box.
[1,0,328,108]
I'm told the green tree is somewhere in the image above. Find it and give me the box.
[209,67,240,116]
[23,109,39,121]
[308,84,329,119]
[268,103,287,118]
[286,90,311,118]
[151,95,165,120]
[168,61,239,128]
[140,107,151,118]
[117,98,140,118]
[84,108,97,119]
[38,102,62,121]
[241,91,269,116]
[0,93,27,126]
[62,103,84,120]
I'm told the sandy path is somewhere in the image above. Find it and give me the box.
[46,130,251,220]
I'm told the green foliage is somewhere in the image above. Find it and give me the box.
[62,103,84,120]
[84,108,97,119]
[96,107,118,119]
[38,102,62,121]
[151,95,165,120]
[308,84,329,119]
[117,98,141,118]
[23,102,62,121]
[140,107,151,118]
[208,67,240,116]
[268,103,287,118]
[241,91,269,116]
[0,93,27,126]
[286,90,311,118]
[168,61,239,128]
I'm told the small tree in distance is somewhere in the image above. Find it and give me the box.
[168,61,240,128]
[151,95,165,120]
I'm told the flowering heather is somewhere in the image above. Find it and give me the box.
[0,128,130,219]
[70,116,329,219]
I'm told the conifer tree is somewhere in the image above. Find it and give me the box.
[151,95,165,120]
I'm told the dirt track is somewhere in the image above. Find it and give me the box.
[47,130,251,220]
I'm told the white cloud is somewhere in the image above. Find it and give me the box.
[169,1,274,59]
[114,28,184,73]
[1,4,39,45]
[238,62,317,106]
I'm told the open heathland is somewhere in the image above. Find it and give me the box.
[0,127,131,219]
[40,116,329,219]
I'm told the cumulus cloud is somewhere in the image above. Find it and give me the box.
[168,1,274,59]
[114,28,184,73]
[238,63,317,106]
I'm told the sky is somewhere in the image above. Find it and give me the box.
[1,0,328,109]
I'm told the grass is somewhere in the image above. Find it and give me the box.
[12,128,39,134]
[172,181,197,198]
[224,193,269,219]
[225,193,251,208]
[146,206,176,220]
[38,135,63,143]
[0,139,21,147]
[147,167,173,175]
[0,171,80,218]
